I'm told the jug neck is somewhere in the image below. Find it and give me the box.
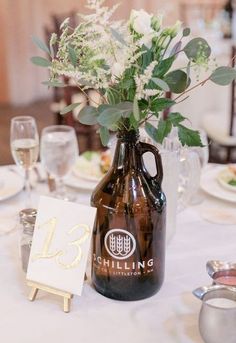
[113,130,140,171]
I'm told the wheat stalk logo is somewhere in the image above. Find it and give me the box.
[105,229,136,260]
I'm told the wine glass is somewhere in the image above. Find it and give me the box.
[40,125,78,201]
[10,116,39,208]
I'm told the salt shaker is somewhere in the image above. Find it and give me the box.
[19,208,37,272]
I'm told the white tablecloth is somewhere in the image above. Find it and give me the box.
[0,164,235,343]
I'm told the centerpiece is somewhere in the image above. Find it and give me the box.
[32,0,236,300]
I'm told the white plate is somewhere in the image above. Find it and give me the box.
[73,153,110,182]
[217,168,236,193]
[65,173,99,191]
[200,166,236,203]
[0,169,24,201]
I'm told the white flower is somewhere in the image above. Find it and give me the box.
[60,17,70,30]
[130,9,153,36]
[135,61,158,99]
[169,20,182,38]
[138,33,155,49]
[111,62,124,80]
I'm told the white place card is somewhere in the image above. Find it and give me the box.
[27,196,96,296]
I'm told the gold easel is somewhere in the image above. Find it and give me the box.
[27,281,73,313]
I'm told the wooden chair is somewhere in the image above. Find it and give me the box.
[202,46,236,163]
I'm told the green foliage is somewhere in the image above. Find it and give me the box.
[145,122,158,141]
[152,78,170,91]
[78,106,98,125]
[184,38,211,61]
[31,5,236,148]
[183,28,191,37]
[68,45,78,67]
[168,112,186,126]
[153,56,175,77]
[165,70,189,93]
[31,56,51,67]
[97,108,122,128]
[60,103,81,115]
[177,125,204,147]
[106,88,121,105]
[99,127,110,146]
[150,98,175,113]
[156,119,172,143]
[133,97,140,120]
[32,35,51,56]
[210,67,236,86]
[42,80,66,87]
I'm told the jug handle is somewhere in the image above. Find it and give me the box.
[138,141,163,185]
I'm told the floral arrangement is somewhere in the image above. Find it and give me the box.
[32,0,236,147]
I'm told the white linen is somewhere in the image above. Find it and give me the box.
[0,164,235,343]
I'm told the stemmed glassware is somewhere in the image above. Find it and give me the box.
[40,125,78,201]
[10,116,39,208]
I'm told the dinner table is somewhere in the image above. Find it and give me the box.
[0,162,235,343]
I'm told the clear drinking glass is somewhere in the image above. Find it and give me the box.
[40,125,78,201]
[10,116,39,207]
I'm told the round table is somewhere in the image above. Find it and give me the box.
[0,164,235,343]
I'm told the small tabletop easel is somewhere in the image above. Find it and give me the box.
[27,280,73,313]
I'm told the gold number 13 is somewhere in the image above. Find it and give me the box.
[33,218,90,269]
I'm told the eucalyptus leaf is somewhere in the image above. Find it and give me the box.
[110,27,127,46]
[133,97,140,121]
[60,102,81,115]
[97,108,122,128]
[42,80,66,87]
[31,56,51,67]
[98,104,112,113]
[68,45,77,67]
[145,122,158,142]
[99,127,110,146]
[183,28,191,37]
[183,37,211,60]
[210,66,236,86]
[156,119,172,144]
[165,70,189,93]
[178,125,204,147]
[32,35,51,55]
[78,106,98,125]
[152,78,170,92]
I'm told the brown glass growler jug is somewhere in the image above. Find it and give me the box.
[91,130,166,301]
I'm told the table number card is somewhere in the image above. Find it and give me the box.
[27,196,96,296]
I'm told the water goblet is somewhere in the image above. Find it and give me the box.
[40,125,78,201]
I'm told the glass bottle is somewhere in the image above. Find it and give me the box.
[91,130,166,301]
